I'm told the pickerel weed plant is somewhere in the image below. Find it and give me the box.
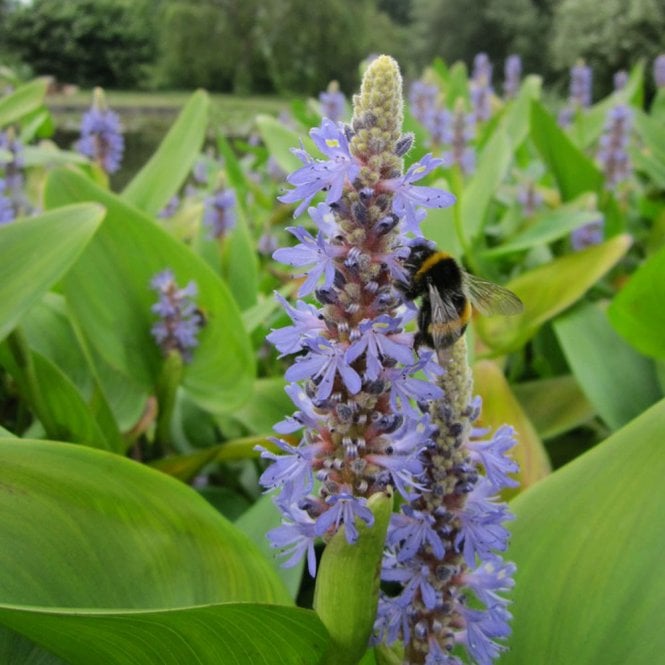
[261,54,519,664]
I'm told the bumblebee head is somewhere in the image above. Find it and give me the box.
[404,239,436,275]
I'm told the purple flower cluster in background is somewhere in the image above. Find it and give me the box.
[571,214,605,251]
[260,56,455,576]
[441,101,476,175]
[374,386,519,665]
[150,269,203,362]
[203,188,236,239]
[516,181,543,218]
[654,54,665,88]
[558,60,593,128]
[409,80,439,130]
[613,70,628,92]
[597,104,633,191]
[0,130,30,221]
[503,54,522,100]
[76,91,124,174]
[0,178,13,224]
[570,60,592,108]
[470,52,494,123]
[319,80,346,123]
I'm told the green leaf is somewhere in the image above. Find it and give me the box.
[0,604,327,665]
[477,234,632,352]
[44,168,255,414]
[0,78,48,128]
[608,243,665,359]
[231,377,293,435]
[554,303,661,430]
[0,438,290,606]
[481,199,600,257]
[0,204,104,343]
[473,361,550,493]
[235,493,305,600]
[513,375,594,440]
[503,399,665,665]
[220,209,259,310]
[500,75,541,150]
[314,492,393,665]
[122,90,209,216]
[256,113,315,174]
[0,345,114,450]
[461,129,512,241]
[530,100,603,200]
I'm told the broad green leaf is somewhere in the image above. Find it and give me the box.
[500,75,541,150]
[420,195,460,256]
[44,168,255,414]
[152,434,276,482]
[0,438,290,608]
[0,345,113,450]
[631,147,665,189]
[235,493,305,600]
[0,78,48,128]
[554,303,661,430]
[513,375,594,440]
[0,204,104,343]
[444,61,470,107]
[504,399,665,665]
[477,234,631,353]
[0,425,15,437]
[231,376,293,434]
[481,201,600,257]
[530,100,603,200]
[473,361,550,492]
[461,129,512,240]
[19,294,125,452]
[22,145,89,168]
[122,90,209,216]
[256,113,316,174]
[608,243,665,359]
[0,604,327,665]
[220,208,259,310]
[632,108,665,163]
[314,492,393,665]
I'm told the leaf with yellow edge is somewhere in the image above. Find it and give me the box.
[473,360,550,493]
[477,234,632,353]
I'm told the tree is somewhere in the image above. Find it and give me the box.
[550,0,665,94]
[3,0,156,88]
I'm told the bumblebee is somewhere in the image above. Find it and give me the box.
[399,241,523,351]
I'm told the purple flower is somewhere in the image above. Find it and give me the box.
[382,154,456,231]
[0,179,14,224]
[388,506,446,561]
[571,215,604,251]
[267,506,318,576]
[467,424,519,490]
[76,105,124,174]
[383,352,444,417]
[471,53,494,122]
[273,226,345,296]
[285,337,362,401]
[158,194,180,219]
[459,606,511,665]
[613,70,628,92]
[654,54,665,88]
[278,118,360,217]
[254,437,317,498]
[570,61,592,109]
[597,104,632,190]
[273,383,322,434]
[373,595,412,646]
[203,188,236,238]
[462,556,516,608]
[503,54,522,99]
[314,491,374,544]
[409,80,439,129]
[319,81,346,122]
[454,478,513,567]
[150,269,203,362]
[266,294,326,357]
[346,315,414,380]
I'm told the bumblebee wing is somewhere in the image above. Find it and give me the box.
[427,282,459,349]
[463,273,524,316]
